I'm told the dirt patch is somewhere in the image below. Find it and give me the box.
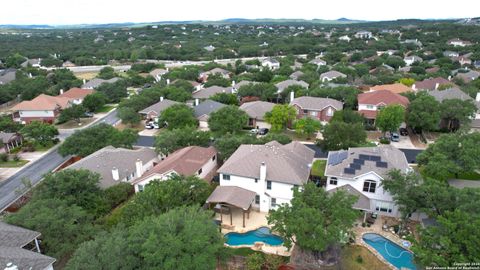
[366,131,382,141]
[74,72,98,80]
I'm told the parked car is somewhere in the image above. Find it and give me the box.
[84,112,94,118]
[258,128,269,135]
[399,128,408,136]
[250,128,258,134]
[145,121,160,129]
[144,123,154,129]
[390,132,400,142]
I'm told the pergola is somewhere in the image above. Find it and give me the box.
[206,186,256,228]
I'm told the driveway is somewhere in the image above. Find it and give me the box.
[390,135,416,149]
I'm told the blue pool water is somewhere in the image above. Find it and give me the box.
[363,233,416,270]
[225,227,284,246]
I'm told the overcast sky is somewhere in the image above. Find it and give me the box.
[1,0,478,25]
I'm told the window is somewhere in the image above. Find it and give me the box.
[366,105,374,109]
[271,198,277,207]
[310,111,317,116]
[329,177,338,185]
[326,107,333,116]
[267,181,272,190]
[375,201,393,213]
[138,185,144,192]
[255,195,260,205]
[223,174,230,181]
[303,109,308,114]
[212,155,216,161]
[254,178,258,183]
[198,168,202,175]
[363,180,377,193]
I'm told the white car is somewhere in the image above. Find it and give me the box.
[250,129,259,134]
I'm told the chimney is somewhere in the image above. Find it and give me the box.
[231,80,236,87]
[112,167,119,181]
[260,162,267,182]
[166,79,170,85]
[135,159,143,178]
[160,96,164,102]
[476,92,480,102]
[289,91,295,104]
[59,89,64,95]
[195,98,199,106]
[83,79,86,85]
[435,83,439,90]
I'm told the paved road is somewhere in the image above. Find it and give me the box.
[135,135,155,148]
[0,109,119,212]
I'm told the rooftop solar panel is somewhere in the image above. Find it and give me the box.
[344,168,356,174]
[370,155,381,161]
[376,161,388,168]
[349,163,361,170]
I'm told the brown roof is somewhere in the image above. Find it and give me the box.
[291,96,343,111]
[12,94,71,111]
[413,77,452,91]
[370,83,412,94]
[59,88,95,99]
[358,90,409,107]
[133,146,217,183]
[206,186,256,210]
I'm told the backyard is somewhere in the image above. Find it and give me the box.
[311,159,326,178]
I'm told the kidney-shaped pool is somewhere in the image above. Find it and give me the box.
[363,233,416,270]
[225,227,284,246]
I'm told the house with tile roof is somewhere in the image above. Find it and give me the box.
[58,88,95,105]
[291,96,343,123]
[369,83,412,94]
[217,141,314,212]
[0,222,55,270]
[326,146,411,218]
[132,146,217,192]
[239,101,275,129]
[11,94,73,124]
[357,90,409,121]
[65,146,159,189]
[138,97,179,122]
[412,77,453,91]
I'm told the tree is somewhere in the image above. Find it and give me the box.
[264,104,296,132]
[157,86,192,102]
[417,132,480,180]
[82,92,107,112]
[294,117,321,139]
[98,66,116,79]
[20,121,58,146]
[59,123,138,157]
[237,83,276,101]
[406,93,441,132]
[268,183,357,253]
[210,93,239,105]
[375,105,405,136]
[96,80,128,103]
[5,53,26,68]
[155,126,211,156]
[330,109,365,124]
[319,121,367,151]
[214,134,258,161]
[439,99,476,132]
[117,107,141,126]
[0,116,22,132]
[397,78,415,87]
[159,104,197,129]
[58,104,86,123]
[309,87,359,109]
[119,175,211,225]
[208,105,248,134]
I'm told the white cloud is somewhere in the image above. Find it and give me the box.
[1,0,478,25]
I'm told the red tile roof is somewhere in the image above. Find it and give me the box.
[59,88,95,99]
[12,94,71,111]
[370,83,412,94]
[358,90,409,107]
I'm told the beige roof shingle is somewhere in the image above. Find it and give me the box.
[291,96,343,111]
[239,101,275,120]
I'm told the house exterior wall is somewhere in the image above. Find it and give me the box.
[358,104,378,111]
[15,109,61,124]
[293,104,336,123]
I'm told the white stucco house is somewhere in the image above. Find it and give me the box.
[216,141,314,212]
[325,146,411,219]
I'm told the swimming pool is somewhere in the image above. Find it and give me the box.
[225,227,284,246]
[363,233,416,270]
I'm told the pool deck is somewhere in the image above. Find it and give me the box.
[217,208,291,256]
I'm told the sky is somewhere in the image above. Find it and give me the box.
[1,0,479,25]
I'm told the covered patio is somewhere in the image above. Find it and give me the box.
[206,186,256,228]
[328,184,373,223]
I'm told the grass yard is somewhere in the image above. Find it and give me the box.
[55,118,96,129]
[0,159,29,167]
[32,141,57,152]
[339,245,389,270]
[95,105,116,113]
[282,129,315,142]
[414,165,480,181]
[311,160,327,177]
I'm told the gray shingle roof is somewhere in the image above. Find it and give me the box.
[320,71,347,80]
[325,146,409,179]
[0,222,40,248]
[0,69,16,85]
[275,80,309,93]
[0,132,17,144]
[81,77,120,89]
[239,101,275,120]
[193,100,226,118]
[328,184,371,210]
[217,141,314,185]
[206,186,256,210]
[428,88,479,109]
[291,96,343,111]
[138,99,180,115]
[192,86,232,99]
[289,71,305,80]
[0,247,55,270]
[65,146,158,189]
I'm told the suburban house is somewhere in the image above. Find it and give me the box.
[338,35,351,42]
[193,99,226,129]
[216,141,314,212]
[354,31,373,39]
[11,94,72,124]
[289,71,305,80]
[455,70,480,83]
[230,80,258,93]
[320,70,347,82]
[0,132,23,153]
[403,55,423,66]
[132,146,217,192]
[412,77,452,91]
[199,68,230,82]
[443,51,460,58]
[0,222,56,270]
[192,86,233,99]
[65,146,159,189]
[239,101,275,129]
[369,83,412,94]
[357,90,410,122]
[58,88,95,105]
[275,79,309,93]
[309,57,327,66]
[428,87,480,119]
[21,58,42,68]
[138,97,179,122]
[291,96,343,123]
[325,146,411,219]
[447,38,472,47]
[81,77,120,89]
[0,68,16,85]
[261,58,280,70]
[149,68,169,82]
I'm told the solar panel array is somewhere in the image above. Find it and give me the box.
[343,153,388,175]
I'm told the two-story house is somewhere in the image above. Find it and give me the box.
[132,146,217,192]
[291,96,343,123]
[216,141,314,212]
[239,101,275,129]
[325,146,411,219]
[357,90,409,123]
[11,94,72,124]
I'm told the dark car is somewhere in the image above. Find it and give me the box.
[399,128,408,136]
[258,128,269,135]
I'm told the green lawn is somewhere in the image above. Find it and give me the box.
[338,245,389,270]
[415,165,480,181]
[0,159,29,167]
[311,160,327,177]
[95,105,116,113]
[33,141,57,152]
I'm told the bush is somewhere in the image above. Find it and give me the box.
[356,255,364,264]
[104,183,134,208]
[13,154,20,162]
[0,153,8,162]
[379,137,391,144]
[246,253,264,270]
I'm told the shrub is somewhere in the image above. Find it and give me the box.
[379,137,391,144]
[13,154,20,162]
[0,153,8,162]
[356,255,364,264]
[104,183,134,208]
